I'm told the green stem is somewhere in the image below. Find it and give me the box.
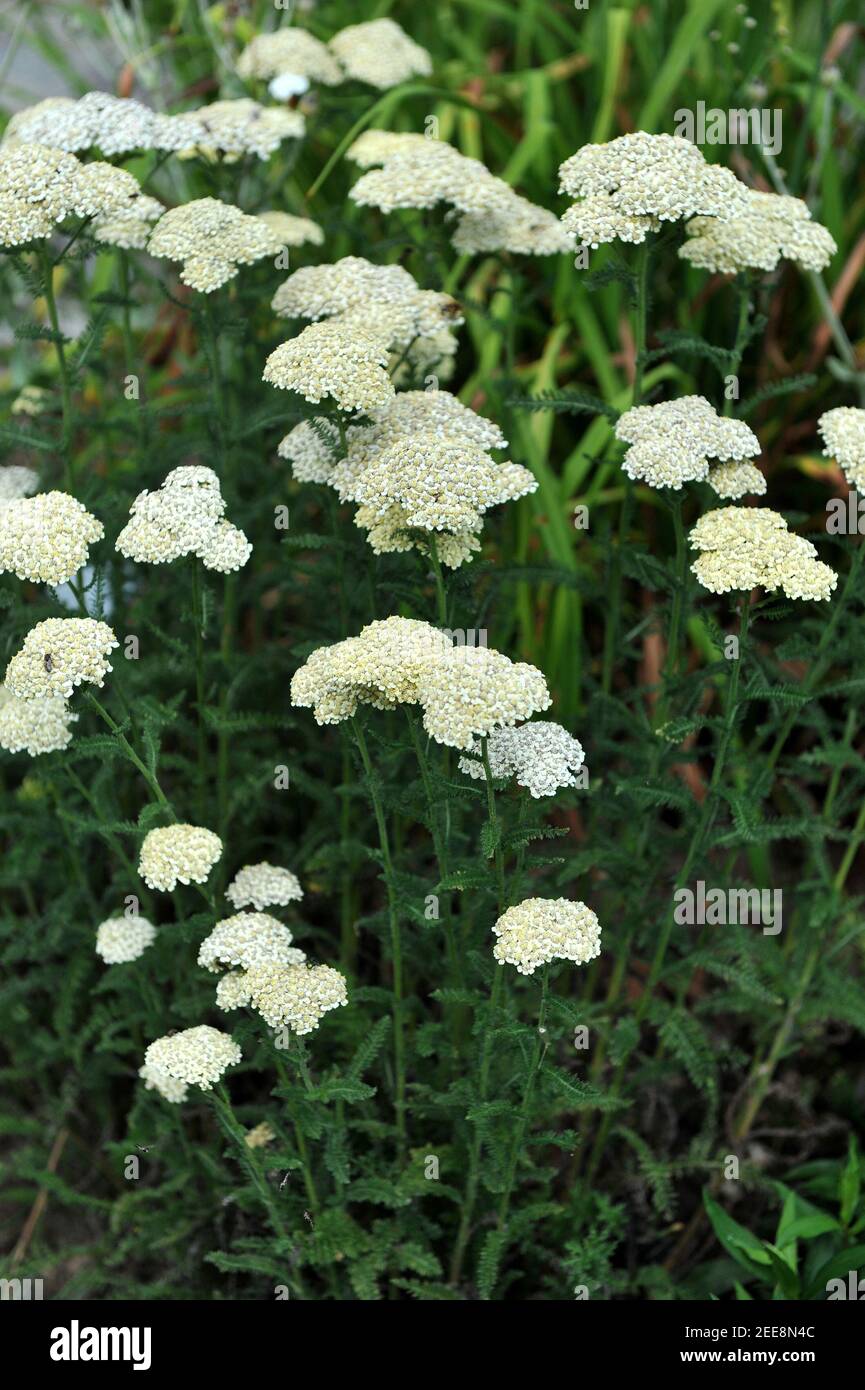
[352,717,406,1147]
[40,244,73,489]
[84,692,174,817]
[496,965,550,1232]
[405,708,462,987]
[428,534,449,627]
[190,558,208,818]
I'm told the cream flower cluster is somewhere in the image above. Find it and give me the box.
[198,913,305,973]
[417,645,552,750]
[278,419,341,484]
[272,256,463,350]
[292,617,452,724]
[5,618,118,700]
[11,386,48,418]
[328,19,432,89]
[147,198,283,292]
[689,507,838,602]
[92,194,164,251]
[818,407,865,490]
[95,915,157,964]
[0,143,149,246]
[263,322,395,413]
[492,898,602,976]
[0,686,77,757]
[258,211,323,248]
[0,491,103,584]
[138,1062,188,1104]
[459,721,585,798]
[680,190,836,275]
[245,1121,277,1149]
[2,92,204,156]
[226,863,304,912]
[138,824,223,892]
[347,131,573,257]
[615,396,762,493]
[217,961,348,1035]
[144,1026,241,1091]
[0,465,39,500]
[116,466,251,573]
[176,99,304,162]
[558,131,748,248]
[237,20,430,92]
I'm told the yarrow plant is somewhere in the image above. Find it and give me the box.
[3,1,865,1317]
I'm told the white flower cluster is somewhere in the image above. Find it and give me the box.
[0,490,103,584]
[558,131,748,248]
[689,507,838,602]
[226,862,304,912]
[0,685,77,757]
[245,1121,277,1149]
[459,721,585,798]
[2,92,202,156]
[138,1062,188,1105]
[138,824,223,892]
[116,465,251,573]
[0,143,149,246]
[95,915,157,964]
[329,19,432,89]
[144,1025,241,1091]
[292,617,452,724]
[217,961,348,1035]
[237,20,430,92]
[818,407,865,490]
[5,618,118,700]
[263,321,395,413]
[176,99,304,162]
[615,396,762,493]
[0,465,39,500]
[147,198,283,292]
[198,913,305,973]
[492,898,602,975]
[272,256,463,350]
[92,194,164,251]
[278,419,341,484]
[258,210,323,248]
[11,386,48,417]
[347,131,573,257]
[417,645,552,749]
[680,190,836,275]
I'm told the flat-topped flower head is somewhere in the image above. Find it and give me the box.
[147,198,283,292]
[144,1025,241,1091]
[236,29,343,85]
[680,190,836,274]
[226,863,304,912]
[0,464,39,501]
[116,465,250,572]
[0,143,145,246]
[177,99,304,162]
[689,506,837,603]
[92,193,164,250]
[291,617,452,724]
[95,915,156,964]
[138,1062,188,1104]
[349,139,502,215]
[278,419,341,484]
[263,321,395,413]
[346,130,432,169]
[2,92,206,156]
[706,459,767,500]
[349,390,507,459]
[138,823,222,891]
[218,961,348,1035]
[198,912,305,973]
[0,491,103,584]
[558,132,748,247]
[459,721,586,798]
[493,898,602,975]
[0,686,77,756]
[452,193,575,257]
[258,211,323,248]
[329,20,432,89]
[272,256,462,349]
[417,644,552,750]
[245,1121,277,1149]
[337,437,535,540]
[819,407,865,490]
[615,396,760,491]
[5,618,118,700]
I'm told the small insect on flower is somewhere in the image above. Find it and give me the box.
[4,618,119,700]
